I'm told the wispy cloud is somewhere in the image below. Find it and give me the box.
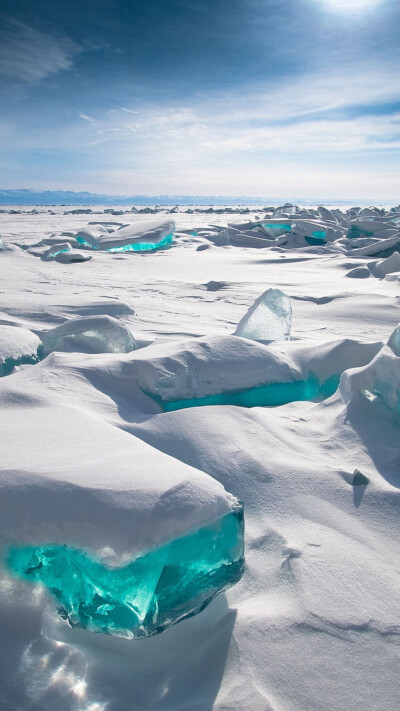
[79,113,95,122]
[76,58,400,157]
[0,18,80,83]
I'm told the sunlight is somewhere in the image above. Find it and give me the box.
[320,0,383,12]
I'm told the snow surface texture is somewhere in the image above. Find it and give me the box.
[0,204,400,711]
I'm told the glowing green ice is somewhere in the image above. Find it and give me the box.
[348,225,374,239]
[7,504,244,639]
[0,345,43,377]
[48,247,71,258]
[152,373,340,412]
[263,223,292,231]
[76,233,173,252]
[305,231,326,246]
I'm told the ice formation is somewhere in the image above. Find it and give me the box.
[1,202,400,710]
[55,249,92,263]
[75,218,175,252]
[44,242,73,260]
[234,288,292,342]
[7,503,243,639]
[41,315,137,355]
[340,325,400,415]
[158,375,338,411]
[370,251,400,278]
[0,378,242,639]
[0,325,42,376]
[388,324,400,356]
[114,334,382,411]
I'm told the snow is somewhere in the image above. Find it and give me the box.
[0,325,42,376]
[0,204,400,710]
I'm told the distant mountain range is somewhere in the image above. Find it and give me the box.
[0,189,383,206]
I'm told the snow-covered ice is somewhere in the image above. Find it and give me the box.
[0,324,43,376]
[41,315,138,354]
[0,203,400,711]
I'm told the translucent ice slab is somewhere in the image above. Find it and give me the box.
[153,374,340,412]
[7,504,244,639]
[42,315,137,355]
[235,288,292,342]
[104,233,173,253]
[305,231,326,246]
[75,219,175,252]
[262,222,292,238]
[44,242,73,259]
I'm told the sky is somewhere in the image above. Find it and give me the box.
[1,0,400,199]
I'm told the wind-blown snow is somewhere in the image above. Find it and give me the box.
[0,203,400,711]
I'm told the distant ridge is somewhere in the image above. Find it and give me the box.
[0,189,383,206]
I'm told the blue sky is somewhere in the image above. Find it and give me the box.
[1,0,399,199]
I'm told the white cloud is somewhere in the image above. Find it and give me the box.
[0,19,80,83]
[77,58,400,159]
[72,58,399,198]
[3,48,400,198]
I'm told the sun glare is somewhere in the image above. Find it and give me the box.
[321,0,383,12]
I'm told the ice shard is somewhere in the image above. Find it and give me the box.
[0,325,43,376]
[234,288,292,342]
[44,242,73,260]
[7,503,244,639]
[371,252,400,278]
[42,315,137,355]
[340,336,400,416]
[388,324,400,357]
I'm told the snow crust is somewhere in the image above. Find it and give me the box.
[1,203,400,711]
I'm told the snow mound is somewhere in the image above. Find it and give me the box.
[340,325,400,415]
[73,334,382,409]
[0,390,237,559]
[0,325,42,376]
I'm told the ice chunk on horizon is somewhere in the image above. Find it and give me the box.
[42,315,137,355]
[54,249,92,263]
[234,288,292,343]
[75,218,175,252]
[371,251,400,278]
[44,242,73,260]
